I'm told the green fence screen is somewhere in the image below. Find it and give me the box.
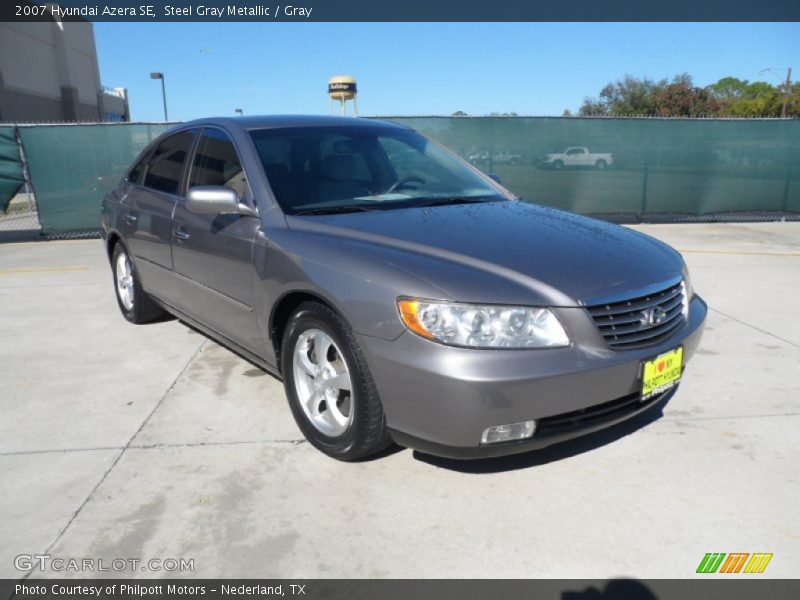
[18,123,172,234]
[0,127,24,212]
[13,118,800,235]
[386,117,800,218]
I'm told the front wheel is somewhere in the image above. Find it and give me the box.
[281,302,392,461]
[552,160,564,170]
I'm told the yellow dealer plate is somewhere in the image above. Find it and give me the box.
[641,346,683,400]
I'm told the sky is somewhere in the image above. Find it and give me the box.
[93,22,800,121]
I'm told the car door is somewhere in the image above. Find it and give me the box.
[563,147,580,167]
[121,129,196,300]
[170,127,264,354]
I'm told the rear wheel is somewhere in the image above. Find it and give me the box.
[595,159,607,171]
[281,301,392,461]
[111,242,167,324]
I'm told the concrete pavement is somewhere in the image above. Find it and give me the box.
[1,222,798,578]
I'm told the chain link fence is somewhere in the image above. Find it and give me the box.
[0,190,41,236]
[0,118,798,242]
[17,122,173,239]
[0,122,172,240]
[0,126,40,239]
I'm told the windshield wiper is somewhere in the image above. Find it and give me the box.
[293,205,381,216]
[414,196,498,208]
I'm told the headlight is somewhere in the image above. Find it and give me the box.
[397,298,570,349]
[681,265,693,319]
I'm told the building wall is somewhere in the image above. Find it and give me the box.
[0,21,128,122]
[100,89,130,122]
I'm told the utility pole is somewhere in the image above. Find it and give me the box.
[781,67,792,119]
[760,67,793,118]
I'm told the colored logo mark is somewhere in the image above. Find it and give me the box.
[696,552,773,574]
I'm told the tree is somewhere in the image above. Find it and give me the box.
[579,73,798,118]
[451,110,469,117]
[653,75,719,117]
[789,82,800,117]
[579,74,667,116]
[706,77,799,117]
[728,82,781,117]
[578,98,609,116]
[706,77,748,101]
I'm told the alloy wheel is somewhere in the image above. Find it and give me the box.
[292,328,354,436]
[115,252,135,311]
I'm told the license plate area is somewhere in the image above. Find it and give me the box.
[641,346,683,401]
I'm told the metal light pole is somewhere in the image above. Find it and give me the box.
[759,67,793,118]
[235,108,244,116]
[149,72,168,121]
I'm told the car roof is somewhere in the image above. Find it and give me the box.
[178,115,412,132]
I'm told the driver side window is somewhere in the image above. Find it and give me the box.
[189,128,248,200]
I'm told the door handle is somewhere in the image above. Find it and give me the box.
[173,228,190,241]
[123,211,137,224]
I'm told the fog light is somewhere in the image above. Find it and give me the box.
[480,420,537,445]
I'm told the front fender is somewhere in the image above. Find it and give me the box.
[251,227,452,362]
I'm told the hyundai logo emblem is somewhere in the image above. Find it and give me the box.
[641,306,667,326]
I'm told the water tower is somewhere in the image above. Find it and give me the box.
[328,75,358,116]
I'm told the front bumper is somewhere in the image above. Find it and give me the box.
[359,295,707,459]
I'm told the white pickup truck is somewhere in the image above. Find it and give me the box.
[537,147,613,170]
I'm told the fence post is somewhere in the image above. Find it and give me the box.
[781,143,795,214]
[640,159,649,218]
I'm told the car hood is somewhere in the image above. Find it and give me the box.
[285,201,684,307]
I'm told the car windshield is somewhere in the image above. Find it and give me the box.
[248,125,506,215]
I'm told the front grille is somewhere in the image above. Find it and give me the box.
[587,282,686,350]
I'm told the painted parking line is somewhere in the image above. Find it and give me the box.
[0,266,89,275]
[678,249,800,257]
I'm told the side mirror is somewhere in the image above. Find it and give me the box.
[487,173,502,185]
[186,186,257,217]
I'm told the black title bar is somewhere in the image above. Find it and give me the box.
[4,580,800,600]
[3,0,800,22]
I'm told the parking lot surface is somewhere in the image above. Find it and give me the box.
[1,222,798,579]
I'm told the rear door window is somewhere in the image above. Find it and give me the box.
[143,130,196,194]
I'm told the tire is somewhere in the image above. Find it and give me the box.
[281,301,392,461]
[595,159,607,171]
[553,160,564,170]
[111,242,167,324]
